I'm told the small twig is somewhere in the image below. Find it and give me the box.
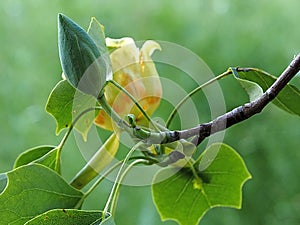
[165,69,231,128]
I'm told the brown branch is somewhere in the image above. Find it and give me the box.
[164,54,300,145]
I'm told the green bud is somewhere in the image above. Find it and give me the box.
[58,13,108,97]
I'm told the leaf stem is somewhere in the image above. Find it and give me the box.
[110,159,148,215]
[56,107,102,172]
[166,69,231,128]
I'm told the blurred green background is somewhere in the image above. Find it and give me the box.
[1,0,300,224]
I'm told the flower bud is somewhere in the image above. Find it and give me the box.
[58,13,108,97]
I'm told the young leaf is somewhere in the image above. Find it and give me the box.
[24,209,105,225]
[14,145,56,168]
[231,67,300,116]
[46,80,96,140]
[152,143,251,225]
[87,17,107,55]
[58,13,107,97]
[0,164,83,225]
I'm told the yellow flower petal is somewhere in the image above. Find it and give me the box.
[95,38,162,130]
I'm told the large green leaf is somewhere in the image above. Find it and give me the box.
[24,209,104,225]
[46,80,96,140]
[58,14,106,97]
[231,67,300,116]
[0,164,83,225]
[152,143,251,225]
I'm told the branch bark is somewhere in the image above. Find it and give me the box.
[175,53,300,145]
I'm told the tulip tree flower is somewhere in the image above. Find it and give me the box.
[71,37,162,189]
[95,37,162,130]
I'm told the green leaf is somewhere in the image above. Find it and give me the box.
[46,80,75,133]
[58,13,107,97]
[24,209,104,225]
[14,145,56,168]
[152,143,251,225]
[0,164,83,225]
[231,67,300,116]
[46,80,96,140]
[0,173,7,193]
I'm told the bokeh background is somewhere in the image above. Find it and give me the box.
[1,0,300,224]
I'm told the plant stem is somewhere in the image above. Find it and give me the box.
[110,159,148,215]
[97,96,166,142]
[58,107,102,150]
[84,161,123,199]
[55,107,102,172]
[102,142,143,219]
[97,95,130,130]
[166,70,231,128]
